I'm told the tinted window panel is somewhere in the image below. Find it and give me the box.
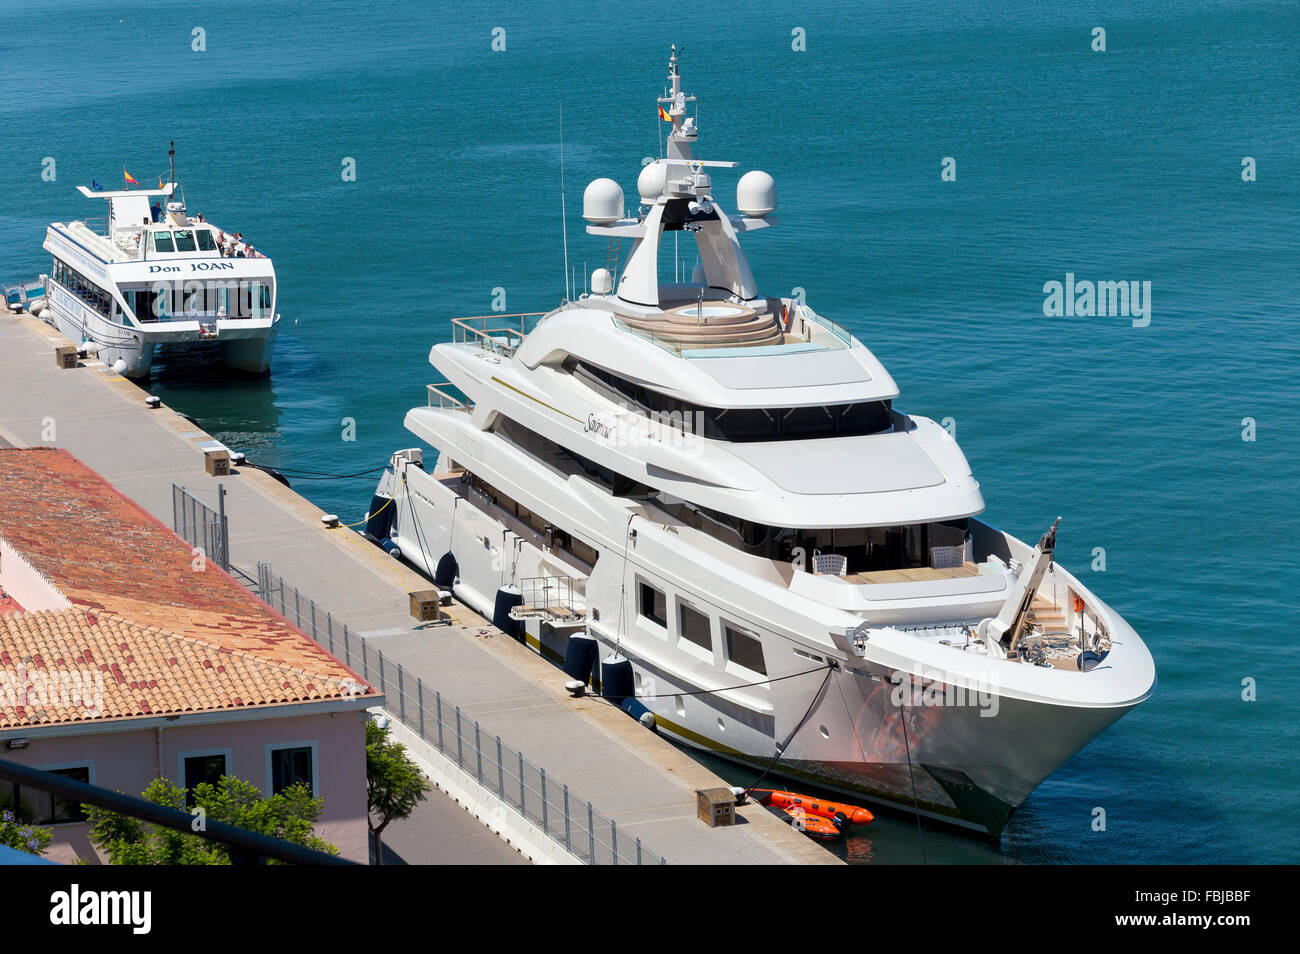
[725,625,766,674]
[639,582,667,627]
[680,604,712,651]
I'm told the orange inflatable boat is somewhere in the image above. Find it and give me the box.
[752,789,874,838]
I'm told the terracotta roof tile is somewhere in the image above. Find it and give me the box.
[0,448,376,727]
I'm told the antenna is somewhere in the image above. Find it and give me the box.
[169,140,175,188]
[559,107,571,301]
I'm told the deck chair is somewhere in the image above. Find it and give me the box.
[812,551,848,577]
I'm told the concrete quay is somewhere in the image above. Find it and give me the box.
[0,311,837,866]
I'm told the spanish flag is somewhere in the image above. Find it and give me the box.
[124,168,139,187]
[658,105,671,122]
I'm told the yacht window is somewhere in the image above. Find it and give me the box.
[196,228,217,251]
[152,231,174,252]
[725,625,766,675]
[638,582,667,628]
[571,360,892,442]
[679,603,712,652]
[173,229,197,252]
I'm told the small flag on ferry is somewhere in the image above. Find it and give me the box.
[91,180,103,192]
[658,105,671,122]
[124,168,139,187]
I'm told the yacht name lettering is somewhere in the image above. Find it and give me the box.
[586,414,614,438]
[147,262,236,273]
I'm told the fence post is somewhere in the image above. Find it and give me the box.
[326,612,333,653]
[474,722,482,782]
[377,650,386,693]
[397,665,405,724]
[294,588,300,628]
[343,624,350,668]
[541,769,548,834]
[455,707,462,766]
[417,678,425,738]
[611,819,618,864]
[518,752,524,811]
[436,692,443,751]
[308,598,316,639]
[217,483,229,571]
[563,785,571,852]
[588,803,595,864]
[636,838,642,865]
[496,736,503,796]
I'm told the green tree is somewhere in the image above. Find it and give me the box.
[366,718,430,865]
[0,809,53,857]
[85,775,337,864]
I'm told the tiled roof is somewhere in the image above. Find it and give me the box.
[0,448,374,727]
[1,609,365,727]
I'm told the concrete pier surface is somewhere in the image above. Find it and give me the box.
[0,312,836,866]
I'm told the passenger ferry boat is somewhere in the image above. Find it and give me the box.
[367,50,1156,835]
[39,148,278,377]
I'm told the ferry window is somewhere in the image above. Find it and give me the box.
[680,603,713,651]
[173,229,197,252]
[152,231,174,252]
[196,229,217,251]
[638,582,667,628]
[725,625,766,675]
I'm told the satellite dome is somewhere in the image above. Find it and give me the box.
[736,170,776,218]
[637,162,667,203]
[583,178,624,225]
[591,268,614,295]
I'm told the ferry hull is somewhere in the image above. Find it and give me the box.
[42,284,276,377]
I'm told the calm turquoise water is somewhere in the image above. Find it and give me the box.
[3,0,1297,863]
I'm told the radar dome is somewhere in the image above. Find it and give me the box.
[637,162,667,203]
[591,268,614,295]
[583,178,624,225]
[736,170,776,218]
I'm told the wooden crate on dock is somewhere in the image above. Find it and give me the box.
[55,345,77,369]
[410,589,442,622]
[204,449,230,477]
[697,788,736,828]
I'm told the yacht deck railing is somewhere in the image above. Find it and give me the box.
[451,312,548,358]
[427,381,474,412]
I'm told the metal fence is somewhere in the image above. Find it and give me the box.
[251,562,665,865]
[172,483,230,571]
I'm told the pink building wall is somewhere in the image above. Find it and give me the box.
[4,708,369,864]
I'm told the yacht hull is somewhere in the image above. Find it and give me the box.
[381,456,1142,836]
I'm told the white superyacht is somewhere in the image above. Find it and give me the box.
[37,145,279,377]
[368,50,1156,835]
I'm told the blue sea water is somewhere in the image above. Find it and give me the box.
[2,0,1297,863]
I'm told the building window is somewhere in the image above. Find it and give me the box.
[0,766,91,824]
[680,603,713,652]
[183,753,228,807]
[269,745,314,796]
[639,582,667,628]
[725,625,767,675]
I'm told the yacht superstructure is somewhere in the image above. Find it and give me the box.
[38,147,278,377]
[368,50,1156,835]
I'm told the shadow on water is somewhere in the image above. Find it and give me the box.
[141,344,284,461]
[679,747,1014,865]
